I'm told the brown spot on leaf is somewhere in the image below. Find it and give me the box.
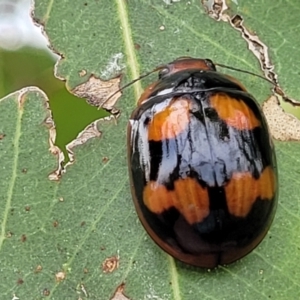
[134,43,141,50]
[21,234,27,242]
[17,278,24,285]
[263,95,300,141]
[110,283,130,300]
[53,221,59,228]
[83,268,89,274]
[79,69,87,77]
[6,231,13,238]
[102,157,109,163]
[73,74,121,114]
[80,221,86,227]
[0,133,6,140]
[21,168,28,174]
[102,255,119,273]
[55,271,66,282]
[43,288,50,296]
[35,265,43,273]
[25,206,30,211]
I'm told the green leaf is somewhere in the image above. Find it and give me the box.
[1,0,300,299]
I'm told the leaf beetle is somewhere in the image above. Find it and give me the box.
[127,57,278,268]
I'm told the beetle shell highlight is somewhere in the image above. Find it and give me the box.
[128,58,278,268]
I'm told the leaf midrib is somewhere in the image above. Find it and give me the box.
[116,1,182,299]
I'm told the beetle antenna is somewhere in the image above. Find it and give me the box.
[105,61,279,106]
[215,63,276,86]
[105,66,163,103]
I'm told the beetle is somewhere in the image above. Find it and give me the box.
[127,57,278,268]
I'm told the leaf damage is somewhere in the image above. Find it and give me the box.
[202,0,300,141]
[58,115,116,176]
[48,72,123,178]
[110,283,130,300]
[32,9,124,179]
[263,95,300,141]
[73,74,122,115]
[1,87,65,185]
[80,284,89,297]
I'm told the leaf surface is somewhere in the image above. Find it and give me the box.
[1,0,300,299]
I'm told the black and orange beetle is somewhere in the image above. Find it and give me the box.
[127,57,278,268]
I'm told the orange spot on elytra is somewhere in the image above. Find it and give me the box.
[225,166,276,217]
[148,98,191,141]
[210,93,260,130]
[143,177,209,224]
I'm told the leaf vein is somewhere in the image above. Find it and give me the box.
[0,103,23,251]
